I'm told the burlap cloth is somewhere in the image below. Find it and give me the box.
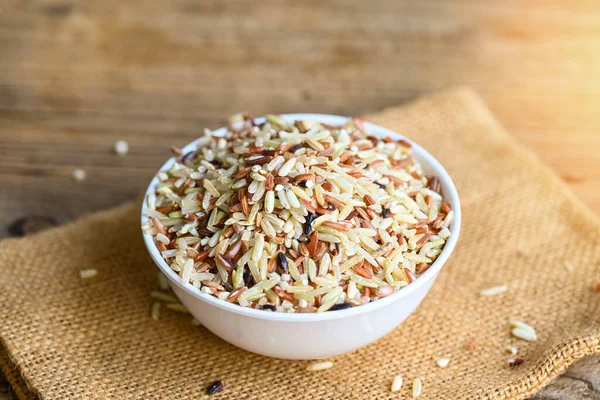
[1,88,599,400]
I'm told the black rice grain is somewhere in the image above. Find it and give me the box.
[289,143,302,153]
[206,380,224,395]
[181,151,196,164]
[330,302,353,311]
[304,212,315,235]
[277,252,288,273]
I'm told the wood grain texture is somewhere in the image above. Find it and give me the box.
[0,0,598,398]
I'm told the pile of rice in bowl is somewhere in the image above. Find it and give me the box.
[142,115,453,313]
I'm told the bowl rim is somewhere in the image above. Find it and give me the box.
[141,113,461,322]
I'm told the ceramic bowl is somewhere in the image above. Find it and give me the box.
[141,114,461,360]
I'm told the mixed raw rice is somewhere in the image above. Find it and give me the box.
[142,115,453,313]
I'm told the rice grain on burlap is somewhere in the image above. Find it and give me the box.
[1,88,599,400]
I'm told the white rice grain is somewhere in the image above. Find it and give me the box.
[511,327,537,341]
[436,358,450,368]
[480,285,508,296]
[79,268,97,279]
[412,378,422,398]
[150,302,161,320]
[306,361,333,372]
[391,375,403,392]
[278,157,297,177]
[72,168,87,182]
[114,140,129,155]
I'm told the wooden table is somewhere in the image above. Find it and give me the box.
[1,0,599,398]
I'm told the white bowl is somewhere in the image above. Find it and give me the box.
[141,114,461,360]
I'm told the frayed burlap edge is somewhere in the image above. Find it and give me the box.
[0,339,38,400]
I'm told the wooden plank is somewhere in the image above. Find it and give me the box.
[1,0,599,398]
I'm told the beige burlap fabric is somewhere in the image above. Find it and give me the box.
[1,88,599,399]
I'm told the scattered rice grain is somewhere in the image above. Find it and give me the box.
[79,268,97,279]
[508,358,524,367]
[306,361,334,371]
[436,358,450,368]
[150,291,178,303]
[412,378,422,398]
[150,302,161,320]
[114,140,129,155]
[390,375,403,392]
[206,380,224,395]
[480,285,508,296]
[510,320,537,341]
[72,168,86,182]
[165,303,190,314]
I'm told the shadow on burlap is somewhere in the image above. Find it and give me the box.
[0,88,599,399]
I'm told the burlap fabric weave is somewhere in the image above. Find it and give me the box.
[1,88,599,400]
